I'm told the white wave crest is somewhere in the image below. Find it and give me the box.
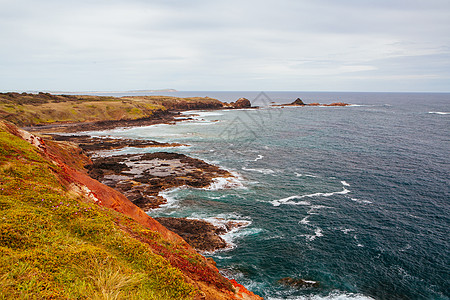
[351,198,372,204]
[242,167,275,175]
[155,187,184,210]
[206,176,245,190]
[254,155,264,161]
[295,172,318,178]
[307,228,323,241]
[271,188,350,206]
[188,213,254,252]
[341,180,350,187]
[268,291,375,300]
[299,216,310,225]
[428,111,449,115]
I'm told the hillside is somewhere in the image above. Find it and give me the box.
[0,120,261,300]
[0,93,223,127]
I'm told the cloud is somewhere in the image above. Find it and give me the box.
[0,0,449,91]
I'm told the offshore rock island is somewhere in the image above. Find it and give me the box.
[276,97,350,107]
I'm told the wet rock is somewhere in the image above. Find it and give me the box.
[277,277,320,288]
[49,134,185,152]
[155,217,228,252]
[234,98,252,108]
[86,152,232,210]
[226,98,252,109]
[154,217,250,252]
[323,102,349,106]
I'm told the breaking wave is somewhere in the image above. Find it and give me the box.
[271,188,350,206]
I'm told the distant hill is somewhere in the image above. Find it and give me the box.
[0,92,222,127]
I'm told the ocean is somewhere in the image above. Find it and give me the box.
[85,92,449,299]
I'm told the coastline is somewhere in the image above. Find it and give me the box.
[36,112,247,254]
[22,94,351,253]
[0,118,264,300]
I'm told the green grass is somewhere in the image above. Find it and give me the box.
[0,123,201,299]
[0,93,222,126]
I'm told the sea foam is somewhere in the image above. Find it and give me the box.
[271,188,350,206]
[268,291,375,300]
[341,180,350,186]
[428,111,449,115]
[242,167,275,175]
[254,155,264,161]
[206,176,245,190]
[188,213,254,252]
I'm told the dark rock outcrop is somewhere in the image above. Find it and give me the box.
[49,134,185,152]
[291,98,306,105]
[155,217,228,252]
[234,98,251,108]
[155,217,249,252]
[227,98,252,109]
[277,277,320,288]
[323,102,349,106]
[86,152,232,210]
[274,99,350,107]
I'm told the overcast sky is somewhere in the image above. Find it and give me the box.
[1,0,449,92]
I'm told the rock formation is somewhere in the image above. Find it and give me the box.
[277,277,320,288]
[226,98,252,109]
[291,98,306,105]
[86,151,232,210]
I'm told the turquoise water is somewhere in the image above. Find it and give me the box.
[86,92,449,299]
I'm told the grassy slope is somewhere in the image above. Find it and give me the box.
[0,93,223,127]
[0,122,235,299]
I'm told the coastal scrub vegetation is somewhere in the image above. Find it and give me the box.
[0,93,223,127]
[0,121,234,299]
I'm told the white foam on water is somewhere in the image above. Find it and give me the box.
[301,227,323,241]
[341,180,350,187]
[206,176,246,190]
[351,198,372,204]
[271,195,311,207]
[242,167,275,175]
[399,244,412,252]
[268,291,375,300]
[299,216,310,225]
[353,235,364,247]
[195,111,224,117]
[221,227,264,249]
[254,155,264,161]
[153,187,185,210]
[187,213,254,252]
[428,111,449,115]
[213,255,233,260]
[295,172,318,178]
[341,228,355,234]
[271,188,350,206]
[178,120,218,126]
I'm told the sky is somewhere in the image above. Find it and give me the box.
[1,0,450,92]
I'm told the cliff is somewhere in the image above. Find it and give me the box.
[0,120,261,300]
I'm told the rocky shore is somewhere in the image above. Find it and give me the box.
[21,93,350,253]
[0,120,263,299]
[49,134,187,152]
[86,151,232,211]
[155,217,249,252]
[52,131,246,253]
